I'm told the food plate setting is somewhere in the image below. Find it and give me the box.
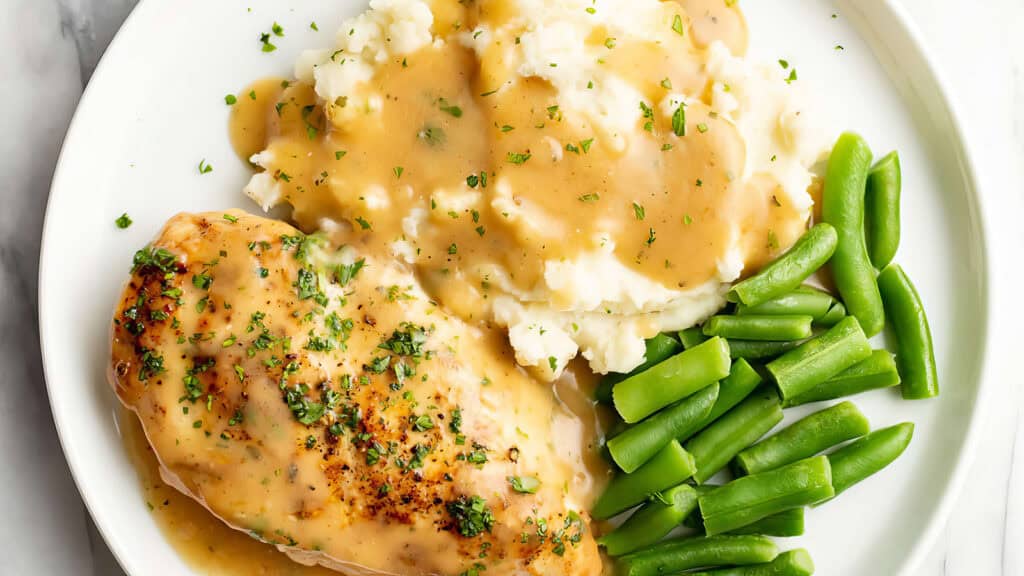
[39,0,990,575]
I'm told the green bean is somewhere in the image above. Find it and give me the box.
[618,535,779,576]
[686,494,805,537]
[729,508,805,537]
[685,387,783,484]
[679,326,709,349]
[703,315,814,341]
[687,549,815,576]
[686,359,763,440]
[614,337,731,423]
[877,265,938,399]
[592,440,696,519]
[865,151,901,269]
[598,483,699,556]
[595,334,682,404]
[699,456,834,535]
[734,401,870,475]
[728,223,838,308]
[609,384,719,473]
[825,422,914,498]
[815,301,846,327]
[766,316,872,402]
[728,339,805,360]
[822,132,885,336]
[783,350,900,407]
[736,286,835,320]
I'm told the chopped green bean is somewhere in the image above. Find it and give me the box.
[687,549,815,576]
[679,326,709,349]
[592,440,696,519]
[728,339,805,360]
[877,265,938,399]
[825,422,914,498]
[766,316,872,402]
[596,334,682,404]
[618,535,779,576]
[685,387,783,484]
[685,359,763,440]
[728,223,838,308]
[599,483,699,556]
[822,132,885,336]
[815,301,846,327]
[609,384,719,472]
[734,401,870,475]
[736,286,835,320]
[614,337,731,423]
[865,151,901,269]
[783,350,900,407]
[703,315,814,341]
[699,456,834,535]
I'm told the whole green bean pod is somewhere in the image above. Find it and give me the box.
[728,339,805,360]
[877,265,938,399]
[736,286,835,319]
[783,350,900,407]
[825,422,914,498]
[686,359,763,440]
[679,326,709,349]
[734,401,871,475]
[703,315,814,341]
[822,132,885,336]
[766,316,872,402]
[728,223,838,308]
[592,440,696,519]
[614,337,731,423]
[618,535,779,576]
[595,334,682,404]
[609,383,719,473]
[687,549,815,576]
[865,151,901,269]
[598,483,699,556]
[685,387,783,484]
[815,301,847,327]
[699,456,834,535]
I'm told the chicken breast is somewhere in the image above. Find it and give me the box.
[110,211,605,575]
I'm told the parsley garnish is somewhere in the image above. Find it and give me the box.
[115,213,133,229]
[198,159,213,174]
[447,496,495,537]
[508,476,541,494]
[506,151,531,165]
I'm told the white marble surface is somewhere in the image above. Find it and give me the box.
[1,0,1020,574]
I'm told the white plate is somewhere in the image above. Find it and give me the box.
[39,0,992,574]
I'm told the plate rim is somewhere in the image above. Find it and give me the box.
[36,1,995,574]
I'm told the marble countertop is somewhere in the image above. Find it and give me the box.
[3,0,1021,574]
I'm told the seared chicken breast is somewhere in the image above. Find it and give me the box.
[110,211,604,575]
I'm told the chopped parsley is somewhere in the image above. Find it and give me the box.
[671,14,685,36]
[672,104,686,136]
[224,94,237,105]
[198,159,213,174]
[508,476,541,494]
[632,202,645,220]
[438,98,463,118]
[335,258,366,286]
[259,32,277,52]
[578,193,600,203]
[506,151,531,165]
[447,496,495,538]
[115,213,133,229]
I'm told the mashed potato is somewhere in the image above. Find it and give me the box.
[238,0,826,380]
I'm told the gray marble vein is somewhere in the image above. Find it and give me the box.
[0,0,1019,575]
